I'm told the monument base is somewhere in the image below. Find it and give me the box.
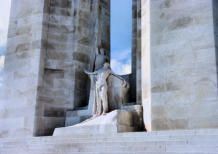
[1,129,218,153]
[53,109,143,136]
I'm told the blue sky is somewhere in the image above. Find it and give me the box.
[0,0,11,88]
[111,0,132,75]
[0,0,132,88]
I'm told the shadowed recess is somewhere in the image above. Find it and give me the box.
[213,0,218,88]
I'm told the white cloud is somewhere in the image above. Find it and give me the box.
[111,48,131,61]
[111,58,131,75]
[0,56,5,69]
[0,0,11,28]
[111,48,132,75]
[0,30,7,47]
[0,75,3,88]
[0,55,4,88]
[0,0,11,46]
[0,0,11,89]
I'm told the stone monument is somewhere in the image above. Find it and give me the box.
[1,0,218,153]
[53,61,143,136]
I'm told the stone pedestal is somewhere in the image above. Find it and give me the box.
[65,109,91,127]
[53,109,144,136]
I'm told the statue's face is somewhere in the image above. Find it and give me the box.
[100,49,105,55]
[104,63,110,68]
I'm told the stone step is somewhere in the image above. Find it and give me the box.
[2,136,218,149]
[2,152,217,154]
[1,138,218,148]
[2,141,218,151]
[2,143,218,154]
[54,128,218,138]
[52,135,218,143]
[2,137,218,145]
[48,133,218,143]
[1,129,218,154]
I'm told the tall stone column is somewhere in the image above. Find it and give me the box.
[142,0,218,130]
[0,0,110,137]
[34,0,110,136]
[0,0,49,137]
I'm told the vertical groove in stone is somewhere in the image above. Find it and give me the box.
[131,0,142,104]
[136,0,142,105]
[130,0,137,103]
[213,0,218,87]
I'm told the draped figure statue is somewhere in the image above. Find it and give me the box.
[85,63,127,116]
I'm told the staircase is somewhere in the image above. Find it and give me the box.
[1,129,218,154]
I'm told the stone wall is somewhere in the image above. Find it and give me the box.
[214,0,218,71]
[0,0,110,137]
[131,0,141,104]
[2,0,218,137]
[135,0,142,105]
[131,0,137,103]
[141,0,151,131]
[0,0,48,137]
[34,0,110,136]
[142,0,218,130]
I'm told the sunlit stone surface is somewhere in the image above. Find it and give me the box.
[0,0,218,153]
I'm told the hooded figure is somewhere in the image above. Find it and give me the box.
[85,63,127,115]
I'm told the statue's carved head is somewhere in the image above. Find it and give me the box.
[100,48,105,55]
[103,62,110,69]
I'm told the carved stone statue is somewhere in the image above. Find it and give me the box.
[94,48,109,71]
[85,62,127,116]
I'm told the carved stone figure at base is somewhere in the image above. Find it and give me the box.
[85,63,128,116]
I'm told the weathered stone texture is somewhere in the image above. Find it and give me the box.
[214,0,218,71]
[0,0,110,137]
[141,0,151,131]
[130,0,142,104]
[2,129,218,153]
[53,109,142,136]
[0,0,47,137]
[34,0,110,136]
[2,0,218,139]
[141,0,218,130]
